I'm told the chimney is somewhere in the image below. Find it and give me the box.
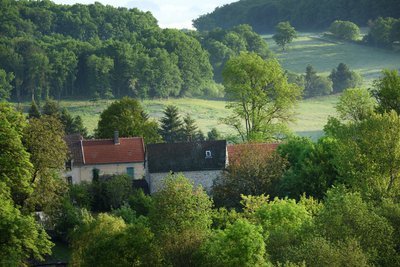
[114,130,120,145]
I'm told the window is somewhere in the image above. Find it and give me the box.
[205,150,212,158]
[127,167,135,178]
[65,160,72,171]
[67,176,73,185]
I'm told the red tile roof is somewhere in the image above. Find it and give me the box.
[82,137,145,164]
[227,143,279,164]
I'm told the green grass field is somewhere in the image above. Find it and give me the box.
[50,95,337,140]
[264,32,400,86]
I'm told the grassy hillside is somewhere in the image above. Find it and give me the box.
[42,95,337,140]
[265,32,400,86]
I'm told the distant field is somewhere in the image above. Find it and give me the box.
[264,32,400,86]
[39,95,337,140]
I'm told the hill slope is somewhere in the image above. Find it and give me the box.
[193,0,400,32]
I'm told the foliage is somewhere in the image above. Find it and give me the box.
[0,103,32,204]
[197,219,267,267]
[329,63,362,93]
[193,0,400,33]
[149,173,213,266]
[207,127,222,140]
[96,97,161,143]
[0,191,53,266]
[128,189,153,217]
[0,103,53,265]
[289,236,369,267]
[70,213,161,267]
[335,87,376,122]
[251,197,313,263]
[329,20,360,41]
[278,137,338,199]
[315,187,398,266]
[159,105,183,143]
[0,68,14,100]
[213,144,287,209]
[365,17,400,48]
[326,112,400,201]
[273,21,297,51]
[370,69,400,114]
[222,52,302,141]
[304,65,332,98]
[28,100,40,119]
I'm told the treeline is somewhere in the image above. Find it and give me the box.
[0,0,271,102]
[193,0,400,32]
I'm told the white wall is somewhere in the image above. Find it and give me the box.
[67,162,145,184]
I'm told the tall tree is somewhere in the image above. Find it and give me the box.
[96,97,162,143]
[222,52,302,141]
[159,105,183,143]
[181,114,198,142]
[272,21,297,51]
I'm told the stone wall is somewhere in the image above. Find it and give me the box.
[148,170,223,194]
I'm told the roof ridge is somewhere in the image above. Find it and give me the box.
[83,137,143,142]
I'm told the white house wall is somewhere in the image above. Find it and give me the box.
[68,162,145,184]
[149,170,223,194]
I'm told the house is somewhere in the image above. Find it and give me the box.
[65,131,145,184]
[146,140,227,193]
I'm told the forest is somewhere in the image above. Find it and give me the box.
[193,0,400,33]
[0,0,270,102]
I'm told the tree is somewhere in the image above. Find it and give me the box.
[329,63,362,93]
[149,174,213,266]
[0,103,53,265]
[213,144,288,209]
[207,127,222,141]
[304,65,332,98]
[222,52,302,141]
[278,137,338,200]
[23,116,68,212]
[325,112,400,201]
[0,191,53,266]
[28,100,41,119]
[197,219,267,267]
[315,187,398,266]
[329,20,360,41]
[71,213,162,267]
[273,21,297,51]
[0,68,14,101]
[181,114,198,142]
[159,105,183,143]
[370,69,400,114]
[248,196,313,263]
[96,97,162,143]
[335,87,376,122]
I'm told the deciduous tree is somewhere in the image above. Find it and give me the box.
[273,21,297,51]
[222,52,301,141]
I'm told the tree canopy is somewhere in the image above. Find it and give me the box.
[273,21,297,51]
[222,52,302,141]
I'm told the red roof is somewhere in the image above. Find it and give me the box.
[82,137,145,164]
[227,143,279,163]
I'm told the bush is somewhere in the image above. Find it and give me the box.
[329,20,360,41]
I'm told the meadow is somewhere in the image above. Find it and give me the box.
[52,95,337,140]
[264,32,400,86]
